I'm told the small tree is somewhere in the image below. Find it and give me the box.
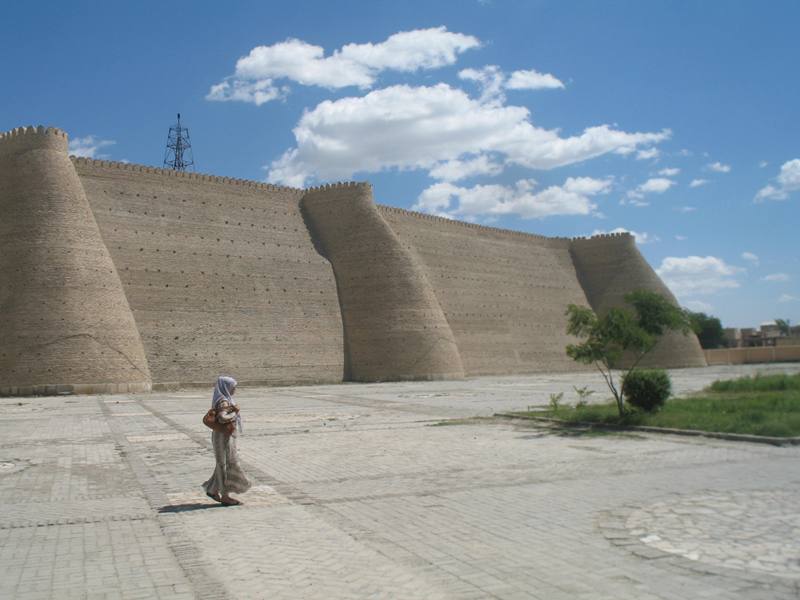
[775,318,791,336]
[688,311,725,349]
[565,290,691,416]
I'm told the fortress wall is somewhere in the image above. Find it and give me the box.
[0,127,151,395]
[378,206,591,374]
[570,233,706,368]
[302,184,464,381]
[72,159,345,386]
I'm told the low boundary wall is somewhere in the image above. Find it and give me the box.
[704,346,800,365]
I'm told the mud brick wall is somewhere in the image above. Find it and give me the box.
[570,233,706,368]
[0,127,151,395]
[302,184,464,381]
[73,159,344,386]
[0,124,705,395]
[379,206,592,374]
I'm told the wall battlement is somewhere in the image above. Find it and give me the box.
[71,155,305,194]
[0,122,705,395]
[0,125,68,157]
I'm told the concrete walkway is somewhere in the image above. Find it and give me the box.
[1,364,798,599]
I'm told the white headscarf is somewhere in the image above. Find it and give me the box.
[212,375,242,432]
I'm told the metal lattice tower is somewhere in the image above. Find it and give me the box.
[163,113,194,171]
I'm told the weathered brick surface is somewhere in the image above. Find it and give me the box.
[74,157,345,386]
[303,184,464,381]
[0,127,151,394]
[571,234,706,367]
[1,124,705,393]
[380,206,591,374]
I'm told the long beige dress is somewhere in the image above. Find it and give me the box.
[202,403,251,496]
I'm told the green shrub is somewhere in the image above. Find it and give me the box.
[623,369,671,412]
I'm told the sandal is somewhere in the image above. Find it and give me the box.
[206,491,222,503]
[220,497,242,506]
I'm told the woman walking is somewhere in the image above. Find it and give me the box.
[203,375,251,506]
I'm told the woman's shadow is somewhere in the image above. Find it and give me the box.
[158,502,225,514]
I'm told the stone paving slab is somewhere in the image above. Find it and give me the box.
[1,363,799,599]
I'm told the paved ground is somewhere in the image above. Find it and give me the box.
[1,364,799,599]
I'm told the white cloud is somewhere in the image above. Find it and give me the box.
[741,251,759,266]
[675,235,687,241]
[68,135,116,158]
[707,161,731,173]
[506,69,564,90]
[685,300,714,313]
[428,154,503,182]
[636,147,660,160]
[755,158,800,201]
[206,79,288,106]
[779,294,798,303]
[459,65,564,104]
[208,27,481,103]
[762,273,790,282]
[267,83,670,186]
[675,206,696,213]
[413,176,611,219]
[689,178,709,188]
[624,177,675,205]
[639,178,674,193]
[458,65,507,104]
[592,227,659,245]
[656,256,742,298]
[658,167,680,176]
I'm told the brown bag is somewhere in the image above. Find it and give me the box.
[203,408,234,435]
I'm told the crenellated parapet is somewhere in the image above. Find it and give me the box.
[0,125,68,157]
[71,156,306,195]
[378,204,573,243]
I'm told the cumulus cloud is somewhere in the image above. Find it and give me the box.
[685,300,714,313]
[762,273,790,282]
[207,79,288,106]
[208,27,481,103]
[506,69,564,90]
[459,65,565,105]
[591,227,659,245]
[689,178,709,188]
[266,83,670,186]
[658,167,680,176]
[623,177,675,206]
[458,65,508,104]
[636,147,660,161]
[707,161,731,173]
[428,154,503,181]
[656,256,742,298]
[412,176,612,219]
[741,251,759,266]
[68,135,116,159]
[639,178,675,193]
[754,158,800,201]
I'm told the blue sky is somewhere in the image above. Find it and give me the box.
[3,0,798,328]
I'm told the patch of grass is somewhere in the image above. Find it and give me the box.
[515,373,800,438]
[709,372,800,393]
